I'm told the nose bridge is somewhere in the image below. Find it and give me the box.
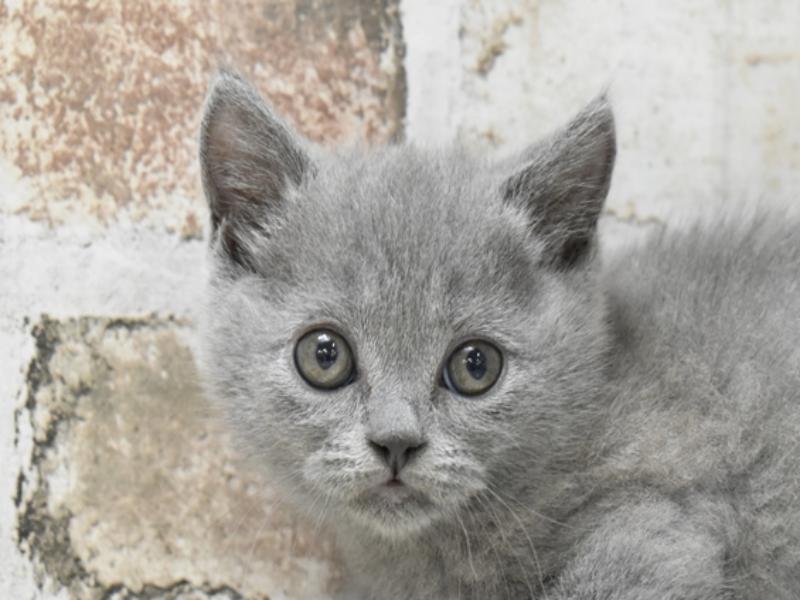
[367,387,424,443]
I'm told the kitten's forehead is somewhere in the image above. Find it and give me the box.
[293,147,527,279]
[315,146,494,235]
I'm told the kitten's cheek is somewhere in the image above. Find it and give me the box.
[300,454,337,495]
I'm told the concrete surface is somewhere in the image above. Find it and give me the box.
[2,0,799,598]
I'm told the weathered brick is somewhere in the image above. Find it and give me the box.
[0,0,405,236]
[16,316,340,599]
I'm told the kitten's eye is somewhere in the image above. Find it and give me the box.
[443,340,503,396]
[294,329,355,390]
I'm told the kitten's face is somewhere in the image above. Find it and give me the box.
[200,73,615,538]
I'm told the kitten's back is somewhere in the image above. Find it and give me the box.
[606,214,799,397]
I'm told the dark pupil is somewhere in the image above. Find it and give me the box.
[465,347,487,380]
[315,335,338,370]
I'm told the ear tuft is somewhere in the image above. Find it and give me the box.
[199,70,312,269]
[502,95,616,269]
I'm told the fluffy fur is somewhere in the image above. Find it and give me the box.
[199,71,800,599]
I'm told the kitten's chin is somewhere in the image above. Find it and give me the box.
[348,485,438,539]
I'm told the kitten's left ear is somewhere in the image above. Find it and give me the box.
[502,96,616,269]
[199,70,313,269]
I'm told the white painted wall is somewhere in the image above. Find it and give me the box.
[403,0,800,222]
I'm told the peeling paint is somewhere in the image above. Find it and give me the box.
[743,52,797,67]
[472,12,523,76]
[604,205,665,228]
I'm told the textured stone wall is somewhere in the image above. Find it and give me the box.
[2,1,799,599]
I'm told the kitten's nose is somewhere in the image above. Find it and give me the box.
[366,394,426,475]
[367,433,426,475]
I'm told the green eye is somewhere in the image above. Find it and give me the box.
[443,340,503,396]
[294,329,355,390]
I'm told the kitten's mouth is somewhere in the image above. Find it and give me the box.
[349,479,435,535]
[372,478,416,502]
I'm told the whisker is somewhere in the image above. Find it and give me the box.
[484,485,546,595]
[469,494,514,599]
[475,490,537,599]
[455,510,479,581]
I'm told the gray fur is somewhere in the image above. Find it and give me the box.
[199,71,800,599]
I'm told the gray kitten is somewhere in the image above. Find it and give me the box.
[199,71,800,599]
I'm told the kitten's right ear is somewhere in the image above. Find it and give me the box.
[200,70,313,269]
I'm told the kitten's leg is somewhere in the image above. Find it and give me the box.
[547,497,730,600]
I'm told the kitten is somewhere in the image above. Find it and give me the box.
[199,71,800,599]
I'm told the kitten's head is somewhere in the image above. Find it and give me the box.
[199,72,615,538]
